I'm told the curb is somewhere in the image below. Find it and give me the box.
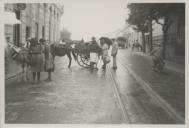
[119,62,185,124]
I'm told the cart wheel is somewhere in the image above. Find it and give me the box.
[77,54,90,68]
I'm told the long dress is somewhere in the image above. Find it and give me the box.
[111,42,118,67]
[102,43,110,64]
[30,44,44,72]
[44,44,54,72]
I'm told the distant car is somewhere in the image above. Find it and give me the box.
[116,37,127,49]
[117,41,125,48]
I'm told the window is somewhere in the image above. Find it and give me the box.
[35,23,39,39]
[42,26,45,39]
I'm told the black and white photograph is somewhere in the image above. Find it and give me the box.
[2,0,187,126]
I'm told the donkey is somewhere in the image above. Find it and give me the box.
[50,42,77,68]
[6,42,31,82]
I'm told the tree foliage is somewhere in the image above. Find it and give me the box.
[127,3,185,57]
[127,3,185,28]
[127,3,149,33]
[60,28,72,42]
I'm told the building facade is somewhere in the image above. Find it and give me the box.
[5,3,64,46]
[4,3,63,80]
[123,27,142,48]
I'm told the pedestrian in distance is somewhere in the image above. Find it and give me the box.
[29,38,45,84]
[135,40,141,52]
[111,38,118,70]
[132,40,135,51]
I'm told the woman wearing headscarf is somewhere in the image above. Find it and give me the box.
[111,38,118,69]
[29,38,44,83]
[101,42,110,70]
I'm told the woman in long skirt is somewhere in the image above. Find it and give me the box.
[101,43,110,70]
[30,38,44,83]
[44,40,54,81]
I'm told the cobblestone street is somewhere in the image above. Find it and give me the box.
[5,49,184,124]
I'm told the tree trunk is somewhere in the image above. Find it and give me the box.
[162,29,167,59]
[162,16,171,59]
[142,32,146,53]
[149,19,153,51]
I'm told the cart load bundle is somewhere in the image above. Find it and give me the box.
[74,42,90,55]
[7,43,30,65]
[88,42,102,55]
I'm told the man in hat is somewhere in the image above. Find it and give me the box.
[89,37,101,70]
[111,38,118,69]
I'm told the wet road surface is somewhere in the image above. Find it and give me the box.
[117,49,185,120]
[5,50,179,124]
[6,57,124,123]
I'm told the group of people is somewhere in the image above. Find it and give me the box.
[132,40,142,51]
[26,38,54,83]
[89,37,119,70]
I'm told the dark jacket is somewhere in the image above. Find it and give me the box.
[89,41,102,55]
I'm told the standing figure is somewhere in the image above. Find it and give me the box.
[44,40,54,81]
[111,38,118,70]
[39,38,46,72]
[101,42,110,70]
[89,37,101,70]
[29,38,44,83]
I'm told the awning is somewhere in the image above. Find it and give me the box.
[4,11,21,25]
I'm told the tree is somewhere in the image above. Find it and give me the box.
[127,3,150,53]
[60,28,72,42]
[151,3,185,58]
[127,3,185,58]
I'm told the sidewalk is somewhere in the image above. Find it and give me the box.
[135,51,185,77]
[127,48,185,76]
[118,49,185,119]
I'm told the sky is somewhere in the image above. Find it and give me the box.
[60,0,129,41]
